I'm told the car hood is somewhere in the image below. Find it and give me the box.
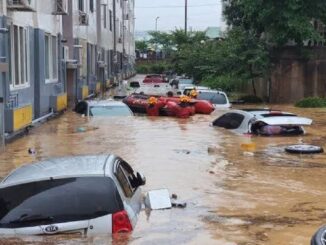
[254,116,312,126]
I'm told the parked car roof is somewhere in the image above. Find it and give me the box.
[87,100,127,107]
[75,100,133,117]
[1,155,116,187]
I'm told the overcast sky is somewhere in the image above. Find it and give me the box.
[135,0,224,31]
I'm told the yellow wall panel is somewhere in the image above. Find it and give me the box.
[13,105,32,131]
[56,93,67,112]
[96,83,101,93]
[82,86,89,99]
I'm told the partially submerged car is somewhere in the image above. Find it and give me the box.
[170,76,195,89]
[75,100,133,117]
[131,82,176,97]
[212,109,312,136]
[0,155,146,235]
[143,74,167,84]
[183,87,231,109]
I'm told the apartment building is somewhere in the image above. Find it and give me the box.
[0,0,135,143]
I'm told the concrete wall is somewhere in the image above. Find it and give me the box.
[253,48,326,103]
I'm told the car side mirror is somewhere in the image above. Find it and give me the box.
[137,172,146,186]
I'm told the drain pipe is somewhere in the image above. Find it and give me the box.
[32,109,54,125]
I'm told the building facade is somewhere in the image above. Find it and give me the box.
[0,0,135,141]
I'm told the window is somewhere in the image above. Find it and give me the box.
[213,113,245,129]
[198,92,227,105]
[109,10,113,31]
[0,177,123,228]
[78,0,84,12]
[90,0,94,12]
[89,44,96,75]
[45,34,58,82]
[10,25,29,89]
[115,160,137,198]
[102,5,107,28]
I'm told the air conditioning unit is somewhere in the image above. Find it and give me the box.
[79,11,89,26]
[7,0,36,11]
[53,0,68,15]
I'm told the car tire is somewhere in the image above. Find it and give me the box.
[285,144,324,154]
[311,225,326,245]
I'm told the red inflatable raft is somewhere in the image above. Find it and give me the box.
[123,94,214,118]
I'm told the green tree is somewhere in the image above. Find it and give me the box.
[223,0,326,46]
[135,40,148,53]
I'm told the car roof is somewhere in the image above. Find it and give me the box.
[1,155,116,188]
[184,86,227,94]
[240,109,295,116]
[86,100,127,107]
[225,109,297,118]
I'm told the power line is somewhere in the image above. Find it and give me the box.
[135,3,220,9]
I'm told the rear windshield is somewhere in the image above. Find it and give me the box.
[0,177,123,228]
[198,92,227,105]
[179,79,193,84]
[90,106,132,116]
[261,113,296,118]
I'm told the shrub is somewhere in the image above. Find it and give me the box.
[295,97,326,108]
[135,62,173,74]
[136,65,149,74]
[239,95,264,103]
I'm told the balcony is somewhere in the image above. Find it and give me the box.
[7,0,36,12]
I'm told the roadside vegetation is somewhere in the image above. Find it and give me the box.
[295,97,326,108]
[136,0,326,100]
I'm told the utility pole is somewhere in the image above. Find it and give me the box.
[113,0,117,77]
[185,0,188,34]
[155,16,159,32]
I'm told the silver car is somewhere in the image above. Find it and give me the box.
[0,155,145,235]
[75,100,134,117]
[212,109,312,136]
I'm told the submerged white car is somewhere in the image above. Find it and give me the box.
[0,155,145,235]
[212,109,312,136]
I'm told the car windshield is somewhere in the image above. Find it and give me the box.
[90,105,132,117]
[198,92,227,104]
[0,177,123,228]
[179,79,193,84]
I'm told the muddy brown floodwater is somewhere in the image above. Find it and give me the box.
[1,90,326,244]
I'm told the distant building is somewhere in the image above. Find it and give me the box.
[0,0,135,139]
[205,27,223,40]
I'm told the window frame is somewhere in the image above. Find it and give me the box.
[102,4,107,29]
[78,0,84,12]
[114,159,137,198]
[9,25,30,91]
[44,33,59,84]
[109,10,113,31]
[89,0,94,12]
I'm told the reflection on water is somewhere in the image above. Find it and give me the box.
[0,104,326,244]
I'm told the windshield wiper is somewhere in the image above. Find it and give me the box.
[10,214,54,224]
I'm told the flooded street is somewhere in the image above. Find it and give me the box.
[1,86,326,244]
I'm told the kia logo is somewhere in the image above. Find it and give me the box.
[44,225,59,234]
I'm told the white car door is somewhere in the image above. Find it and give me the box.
[114,161,143,228]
